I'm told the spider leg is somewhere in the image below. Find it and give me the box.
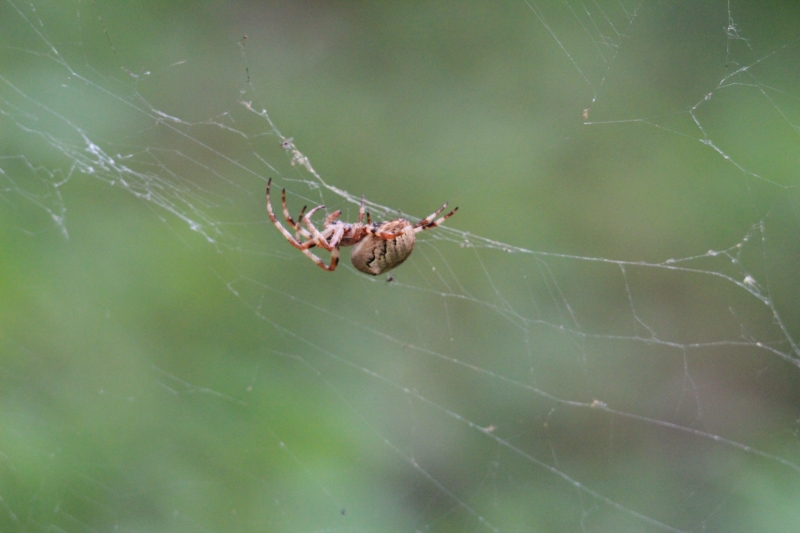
[303,205,336,251]
[266,179,339,271]
[295,203,341,256]
[302,246,339,271]
[327,245,340,271]
[266,179,316,250]
[328,224,345,250]
[324,210,342,226]
[298,215,340,271]
[412,202,446,228]
[280,187,313,240]
[414,203,458,232]
[358,195,366,224]
[280,188,298,227]
[294,205,312,241]
[288,242,338,271]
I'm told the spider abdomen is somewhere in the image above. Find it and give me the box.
[350,222,416,276]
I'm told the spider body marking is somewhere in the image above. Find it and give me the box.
[266,178,457,275]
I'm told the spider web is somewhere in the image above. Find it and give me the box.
[2,1,800,532]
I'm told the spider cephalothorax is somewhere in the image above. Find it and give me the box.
[266,178,457,275]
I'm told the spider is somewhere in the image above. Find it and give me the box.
[266,178,457,275]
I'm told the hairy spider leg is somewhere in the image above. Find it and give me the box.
[297,204,342,270]
[327,224,346,250]
[414,203,458,232]
[266,180,315,250]
[266,179,338,271]
[324,210,342,226]
[302,205,336,251]
[294,205,310,241]
[280,188,313,240]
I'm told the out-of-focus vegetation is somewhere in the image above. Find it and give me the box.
[2,2,800,532]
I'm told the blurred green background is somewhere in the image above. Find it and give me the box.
[2,1,800,532]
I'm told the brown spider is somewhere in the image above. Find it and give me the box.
[266,178,457,275]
